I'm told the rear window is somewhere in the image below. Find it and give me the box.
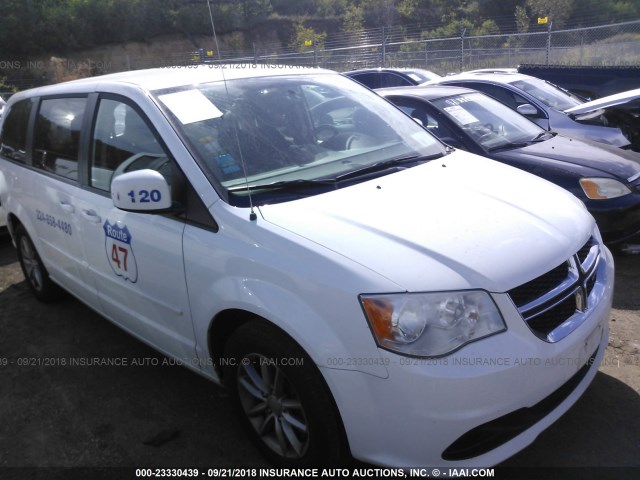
[350,73,379,89]
[0,98,34,163]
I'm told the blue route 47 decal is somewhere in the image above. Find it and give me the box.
[103,220,138,283]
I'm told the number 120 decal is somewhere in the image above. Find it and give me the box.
[128,189,162,203]
[103,220,138,283]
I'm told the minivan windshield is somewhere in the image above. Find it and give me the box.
[431,92,547,151]
[156,74,445,206]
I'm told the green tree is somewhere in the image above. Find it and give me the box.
[289,21,327,52]
[343,4,365,33]
[314,0,348,17]
[515,4,529,33]
[239,0,273,27]
[271,0,316,16]
[397,0,418,22]
[0,76,18,95]
[526,0,575,28]
[361,0,399,28]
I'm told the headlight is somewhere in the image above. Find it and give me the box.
[360,291,506,357]
[579,178,631,199]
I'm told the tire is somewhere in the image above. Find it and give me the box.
[223,320,347,466]
[15,224,63,303]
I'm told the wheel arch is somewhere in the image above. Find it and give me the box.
[207,308,256,382]
[7,212,23,242]
[210,312,353,463]
[207,309,351,432]
[7,209,38,251]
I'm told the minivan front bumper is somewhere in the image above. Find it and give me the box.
[321,246,613,468]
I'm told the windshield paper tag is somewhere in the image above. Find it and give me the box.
[159,90,223,125]
[444,105,479,125]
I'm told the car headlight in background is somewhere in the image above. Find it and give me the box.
[579,178,631,199]
[360,291,506,357]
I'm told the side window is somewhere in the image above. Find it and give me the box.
[33,97,87,181]
[464,83,532,112]
[477,84,545,118]
[380,73,410,88]
[91,98,172,192]
[0,98,34,163]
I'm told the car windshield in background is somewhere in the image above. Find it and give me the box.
[156,74,444,205]
[405,69,441,83]
[431,92,546,150]
[509,78,582,111]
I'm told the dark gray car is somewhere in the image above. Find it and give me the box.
[431,70,640,151]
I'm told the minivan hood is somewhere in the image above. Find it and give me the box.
[493,134,640,181]
[564,88,640,114]
[259,152,594,293]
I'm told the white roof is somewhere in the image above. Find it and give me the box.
[10,64,334,101]
[436,70,533,84]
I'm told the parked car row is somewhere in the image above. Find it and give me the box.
[432,70,640,152]
[345,68,640,246]
[0,65,613,468]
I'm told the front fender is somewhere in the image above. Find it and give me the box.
[183,216,394,381]
[209,276,389,379]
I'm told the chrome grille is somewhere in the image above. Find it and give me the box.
[507,262,569,307]
[576,236,597,264]
[508,237,600,342]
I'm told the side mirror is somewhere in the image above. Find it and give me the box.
[516,104,539,117]
[111,169,172,212]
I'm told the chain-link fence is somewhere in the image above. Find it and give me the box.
[2,19,639,91]
[259,19,640,73]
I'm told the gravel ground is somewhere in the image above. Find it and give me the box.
[0,232,638,477]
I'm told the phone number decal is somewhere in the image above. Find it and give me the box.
[36,209,72,236]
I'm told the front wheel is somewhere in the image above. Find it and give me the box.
[15,224,62,302]
[223,320,347,466]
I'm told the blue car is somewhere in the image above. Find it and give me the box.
[378,85,640,245]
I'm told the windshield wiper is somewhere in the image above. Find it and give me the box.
[228,178,336,194]
[227,152,444,195]
[488,131,556,152]
[333,152,444,182]
[487,142,531,152]
[531,131,554,142]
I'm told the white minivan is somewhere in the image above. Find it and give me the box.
[0,65,613,468]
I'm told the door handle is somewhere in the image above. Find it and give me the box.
[81,209,102,224]
[59,201,75,213]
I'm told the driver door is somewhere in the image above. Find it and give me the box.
[74,95,196,360]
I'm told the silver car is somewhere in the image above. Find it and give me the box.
[432,70,640,151]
